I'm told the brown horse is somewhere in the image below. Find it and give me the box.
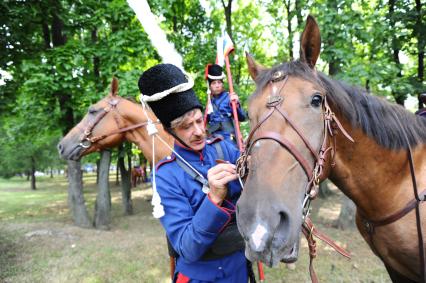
[131,166,146,187]
[58,78,173,163]
[236,16,425,282]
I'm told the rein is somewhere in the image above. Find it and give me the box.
[78,98,160,149]
[236,73,354,283]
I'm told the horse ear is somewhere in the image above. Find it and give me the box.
[110,77,119,97]
[299,15,321,69]
[246,52,264,81]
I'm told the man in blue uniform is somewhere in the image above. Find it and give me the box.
[138,64,251,283]
[205,64,246,142]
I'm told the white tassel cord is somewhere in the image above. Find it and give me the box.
[139,100,208,218]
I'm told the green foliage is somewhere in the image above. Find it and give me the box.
[0,0,425,176]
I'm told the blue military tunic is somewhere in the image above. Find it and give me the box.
[155,137,247,282]
[416,108,426,117]
[207,91,246,140]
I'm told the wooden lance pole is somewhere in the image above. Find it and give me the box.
[224,54,265,282]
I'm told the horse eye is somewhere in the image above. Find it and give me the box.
[88,107,97,114]
[310,94,323,108]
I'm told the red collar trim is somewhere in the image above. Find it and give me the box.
[156,155,176,170]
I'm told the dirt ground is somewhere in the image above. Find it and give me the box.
[0,176,390,283]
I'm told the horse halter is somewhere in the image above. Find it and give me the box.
[236,71,354,217]
[79,97,159,149]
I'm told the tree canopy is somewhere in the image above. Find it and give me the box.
[1,0,425,178]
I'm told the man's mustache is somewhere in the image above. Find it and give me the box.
[191,131,206,142]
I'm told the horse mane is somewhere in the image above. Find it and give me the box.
[253,60,426,150]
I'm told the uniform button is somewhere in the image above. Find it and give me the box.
[218,266,222,270]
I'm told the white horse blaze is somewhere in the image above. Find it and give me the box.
[251,224,267,249]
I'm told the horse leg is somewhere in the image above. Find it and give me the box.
[131,175,135,188]
[385,264,417,283]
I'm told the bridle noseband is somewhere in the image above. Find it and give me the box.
[78,97,160,149]
[236,73,354,216]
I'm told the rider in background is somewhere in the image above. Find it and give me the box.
[205,64,246,143]
[415,93,426,117]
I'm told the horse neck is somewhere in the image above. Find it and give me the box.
[328,115,421,220]
[119,100,173,163]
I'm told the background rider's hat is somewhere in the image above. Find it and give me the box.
[419,93,426,104]
[205,64,225,85]
[138,64,202,129]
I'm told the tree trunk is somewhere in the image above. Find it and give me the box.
[284,0,294,60]
[295,0,303,28]
[116,158,120,186]
[49,6,92,228]
[30,156,36,190]
[328,39,341,76]
[388,0,404,106]
[415,0,425,109]
[67,160,92,228]
[118,144,133,215]
[96,159,100,184]
[139,153,148,179]
[334,195,356,230]
[318,179,333,198]
[221,0,234,41]
[94,150,112,230]
[91,27,104,98]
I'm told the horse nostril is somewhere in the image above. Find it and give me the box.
[278,211,290,233]
[57,143,64,154]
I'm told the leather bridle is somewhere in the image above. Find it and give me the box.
[236,73,354,215]
[236,72,354,283]
[78,97,160,149]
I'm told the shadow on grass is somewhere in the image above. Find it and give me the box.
[0,229,21,280]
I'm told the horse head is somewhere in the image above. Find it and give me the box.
[58,77,172,162]
[236,16,337,266]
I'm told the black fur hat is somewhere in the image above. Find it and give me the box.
[138,64,202,128]
[206,64,225,85]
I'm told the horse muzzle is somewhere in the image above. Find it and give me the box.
[57,139,85,161]
[242,225,301,267]
[237,199,303,267]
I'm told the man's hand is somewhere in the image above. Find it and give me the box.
[229,92,239,103]
[207,163,237,205]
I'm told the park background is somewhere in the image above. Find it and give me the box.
[0,0,425,282]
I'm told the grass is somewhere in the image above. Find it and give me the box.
[0,175,391,283]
